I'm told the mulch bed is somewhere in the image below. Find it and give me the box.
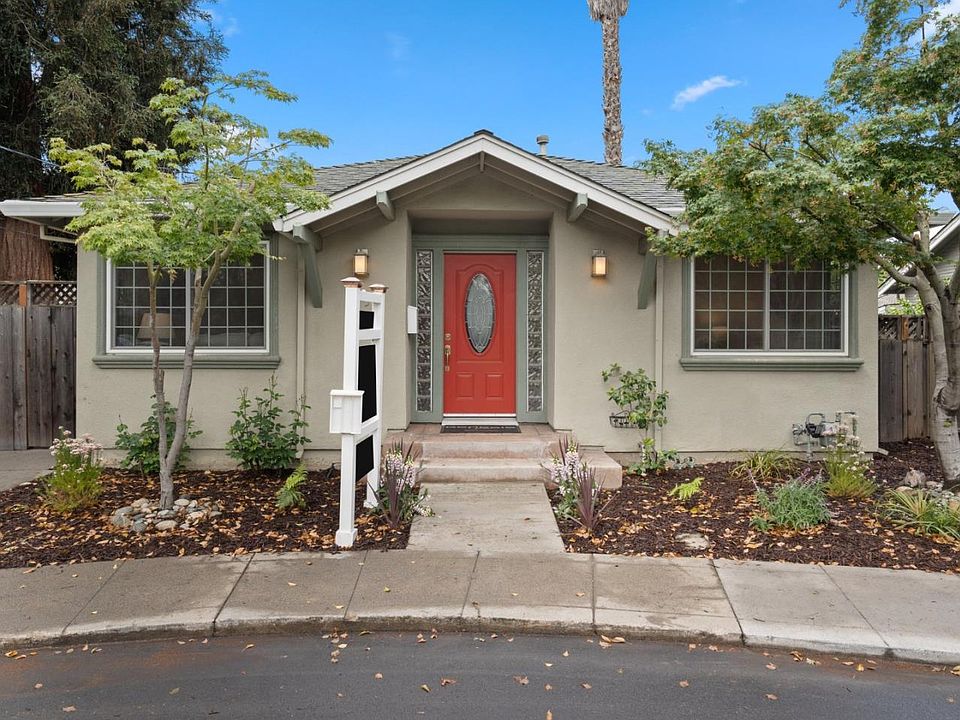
[0,468,407,569]
[556,439,960,573]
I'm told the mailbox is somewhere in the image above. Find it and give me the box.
[329,390,364,434]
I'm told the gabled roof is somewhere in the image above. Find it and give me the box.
[280,130,682,234]
[306,151,685,215]
[878,213,960,295]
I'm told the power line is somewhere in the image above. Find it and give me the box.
[0,144,60,168]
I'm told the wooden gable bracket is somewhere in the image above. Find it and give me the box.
[375,190,395,221]
[637,232,663,309]
[292,226,323,308]
[567,192,588,223]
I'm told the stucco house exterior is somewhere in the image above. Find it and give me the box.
[0,130,880,471]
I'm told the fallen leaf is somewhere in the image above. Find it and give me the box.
[841,661,855,666]
[513,675,529,686]
[374,673,383,680]
[4,650,18,658]
[287,582,297,587]
[34,683,42,689]
[440,678,457,686]
[383,587,391,593]
[766,694,779,701]
[546,712,553,720]
[62,707,76,713]
[856,664,865,672]
[562,650,570,657]
[544,662,553,668]
[575,592,585,597]
[243,643,255,651]
[766,663,777,671]
[679,680,690,688]
[169,688,180,695]
[420,684,431,693]
[951,666,960,677]
[581,682,592,690]
[334,604,345,610]
[544,684,553,691]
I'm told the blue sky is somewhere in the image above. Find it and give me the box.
[208,0,955,210]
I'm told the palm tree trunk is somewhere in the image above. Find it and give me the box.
[600,15,623,165]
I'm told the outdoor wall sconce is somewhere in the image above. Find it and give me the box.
[353,248,369,277]
[591,249,607,278]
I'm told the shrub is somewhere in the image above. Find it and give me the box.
[668,476,703,503]
[116,399,200,476]
[601,363,668,430]
[276,463,308,511]
[371,442,431,528]
[823,431,876,498]
[733,450,797,482]
[42,428,103,513]
[226,375,310,472]
[750,470,830,531]
[626,438,693,477]
[879,489,960,541]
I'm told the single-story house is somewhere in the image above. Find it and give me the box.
[878,212,960,313]
[0,130,880,471]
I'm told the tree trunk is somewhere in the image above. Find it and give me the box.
[914,270,960,489]
[0,218,53,281]
[147,266,176,510]
[600,16,623,165]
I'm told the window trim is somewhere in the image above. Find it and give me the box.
[681,258,862,371]
[104,241,272,356]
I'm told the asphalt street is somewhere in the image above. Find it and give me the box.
[1,632,957,719]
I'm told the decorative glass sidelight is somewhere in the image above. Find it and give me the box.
[464,273,495,354]
[526,251,544,412]
[415,250,433,412]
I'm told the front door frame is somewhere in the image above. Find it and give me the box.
[410,235,548,424]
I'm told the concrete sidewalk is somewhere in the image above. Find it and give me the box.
[2,551,959,664]
[0,449,51,492]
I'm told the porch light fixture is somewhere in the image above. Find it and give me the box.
[591,249,607,278]
[353,248,369,277]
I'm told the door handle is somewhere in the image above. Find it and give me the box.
[444,344,451,371]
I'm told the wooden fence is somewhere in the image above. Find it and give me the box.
[878,315,935,443]
[0,281,77,450]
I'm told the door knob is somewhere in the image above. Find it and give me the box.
[443,344,451,371]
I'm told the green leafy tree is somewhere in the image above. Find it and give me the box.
[50,72,329,508]
[643,0,960,489]
[0,0,224,200]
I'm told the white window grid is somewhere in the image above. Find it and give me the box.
[690,256,848,356]
[106,242,270,354]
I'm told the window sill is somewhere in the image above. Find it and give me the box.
[680,355,863,372]
[93,354,281,369]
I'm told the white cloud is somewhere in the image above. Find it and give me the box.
[671,75,742,110]
[922,0,960,37]
[208,8,240,38]
[386,32,411,62]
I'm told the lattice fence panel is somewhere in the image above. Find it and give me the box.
[29,282,77,306]
[0,283,19,305]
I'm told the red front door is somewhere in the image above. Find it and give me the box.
[443,254,516,415]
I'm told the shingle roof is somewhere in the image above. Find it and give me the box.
[308,153,686,214]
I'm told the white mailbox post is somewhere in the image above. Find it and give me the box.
[330,277,387,548]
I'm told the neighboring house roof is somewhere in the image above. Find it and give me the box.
[878,213,960,296]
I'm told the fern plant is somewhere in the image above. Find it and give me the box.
[276,464,308,511]
[668,477,703,503]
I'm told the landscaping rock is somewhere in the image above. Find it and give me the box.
[157,509,176,520]
[110,509,133,528]
[155,520,177,531]
[130,520,147,533]
[676,532,712,551]
[947,499,960,513]
[187,511,204,522]
[895,485,915,495]
[179,522,191,530]
[174,498,190,507]
[903,469,926,488]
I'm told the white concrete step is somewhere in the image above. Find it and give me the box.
[419,458,547,483]
[418,437,553,460]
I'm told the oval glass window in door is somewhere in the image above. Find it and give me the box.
[464,273,495,353]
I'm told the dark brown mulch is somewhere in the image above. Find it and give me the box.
[556,439,960,573]
[0,468,408,569]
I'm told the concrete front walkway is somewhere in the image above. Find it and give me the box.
[3,551,960,664]
[0,449,51,491]
[408,482,565,554]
